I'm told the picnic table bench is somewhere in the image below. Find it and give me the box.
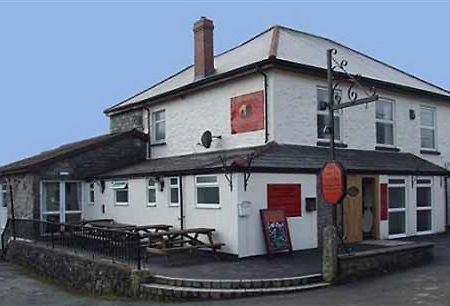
[144,227,225,257]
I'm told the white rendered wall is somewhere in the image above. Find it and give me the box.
[82,178,180,228]
[82,174,240,255]
[235,173,317,258]
[270,69,450,168]
[143,74,271,159]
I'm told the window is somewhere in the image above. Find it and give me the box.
[111,181,128,205]
[152,110,166,143]
[388,178,406,237]
[169,177,180,207]
[317,88,341,141]
[416,178,432,233]
[41,181,82,225]
[420,107,436,150]
[89,182,95,205]
[195,175,220,208]
[376,100,395,146]
[1,184,7,208]
[147,178,157,206]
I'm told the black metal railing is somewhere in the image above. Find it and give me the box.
[1,218,142,269]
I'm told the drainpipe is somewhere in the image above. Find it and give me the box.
[144,107,151,159]
[256,67,269,143]
[445,176,449,227]
[179,175,184,230]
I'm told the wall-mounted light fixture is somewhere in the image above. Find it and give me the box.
[409,109,416,120]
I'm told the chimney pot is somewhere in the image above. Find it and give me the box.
[193,17,214,79]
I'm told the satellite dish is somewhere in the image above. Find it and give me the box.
[200,130,221,149]
[201,130,213,148]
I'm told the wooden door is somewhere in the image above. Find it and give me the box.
[343,175,363,243]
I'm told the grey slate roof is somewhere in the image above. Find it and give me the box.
[106,25,450,114]
[0,129,147,176]
[96,142,449,179]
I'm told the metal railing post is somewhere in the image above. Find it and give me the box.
[136,234,141,270]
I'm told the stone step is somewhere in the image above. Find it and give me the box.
[140,281,330,300]
[150,273,323,289]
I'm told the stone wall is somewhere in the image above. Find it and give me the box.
[110,109,143,133]
[337,242,434,283]
[6,240,151,297]
[3,174,39,219]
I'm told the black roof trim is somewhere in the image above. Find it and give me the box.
[106,57,450,116]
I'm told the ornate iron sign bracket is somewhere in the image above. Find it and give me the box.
[326,48,379,161]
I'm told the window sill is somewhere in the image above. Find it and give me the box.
[420,149,441,156]
[151,142,166,147]
[147,203,157,207]
[375,146,400,152]
[195,204,221,209]
[114,203,129,206]
[169,204,180,207]
[316,141,348,148]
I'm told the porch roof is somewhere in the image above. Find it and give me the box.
[95,142,449,179]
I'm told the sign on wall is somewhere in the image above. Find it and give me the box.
[260,209,293,255]
[320,161,347,204]
[267,184,302,217]
[230,91,264,134]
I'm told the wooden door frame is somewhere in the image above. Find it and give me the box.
[343,175,380,242]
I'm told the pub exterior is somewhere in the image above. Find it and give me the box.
[1,18,449,257]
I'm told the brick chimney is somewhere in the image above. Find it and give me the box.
[193,17,214,79]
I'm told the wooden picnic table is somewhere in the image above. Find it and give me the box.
[144,227,224,257]
[82,219,172,233]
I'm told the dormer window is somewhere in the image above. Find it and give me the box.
[152,110,166,144]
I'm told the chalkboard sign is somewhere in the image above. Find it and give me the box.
[260,209,293,255]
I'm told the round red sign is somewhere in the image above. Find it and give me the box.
[320,160,347,204]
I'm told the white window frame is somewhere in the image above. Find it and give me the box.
[420,106,437,151]
[195,175,220,209]
[40,180,83,224]
[388,177,407,239]
[111,180,129,206]
[416,178,433,235]
[1,184,7,208]
[169,177,180,207]
[147,177,157,207]
[88,182,95,205]
[316,87,342,142]
[375,99,396,147]
[152,109,166,144]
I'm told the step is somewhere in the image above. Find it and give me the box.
[150,273,324,289]
[140,281,330,300]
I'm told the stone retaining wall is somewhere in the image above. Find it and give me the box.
[337,242,434,282]
[5,240,151,297]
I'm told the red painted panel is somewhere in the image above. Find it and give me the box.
[267,184,301,217]
[231,91,264,134]
[380,183,388,221]
[320,161,346,204]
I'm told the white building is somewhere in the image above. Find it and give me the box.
[1,18,449,257]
